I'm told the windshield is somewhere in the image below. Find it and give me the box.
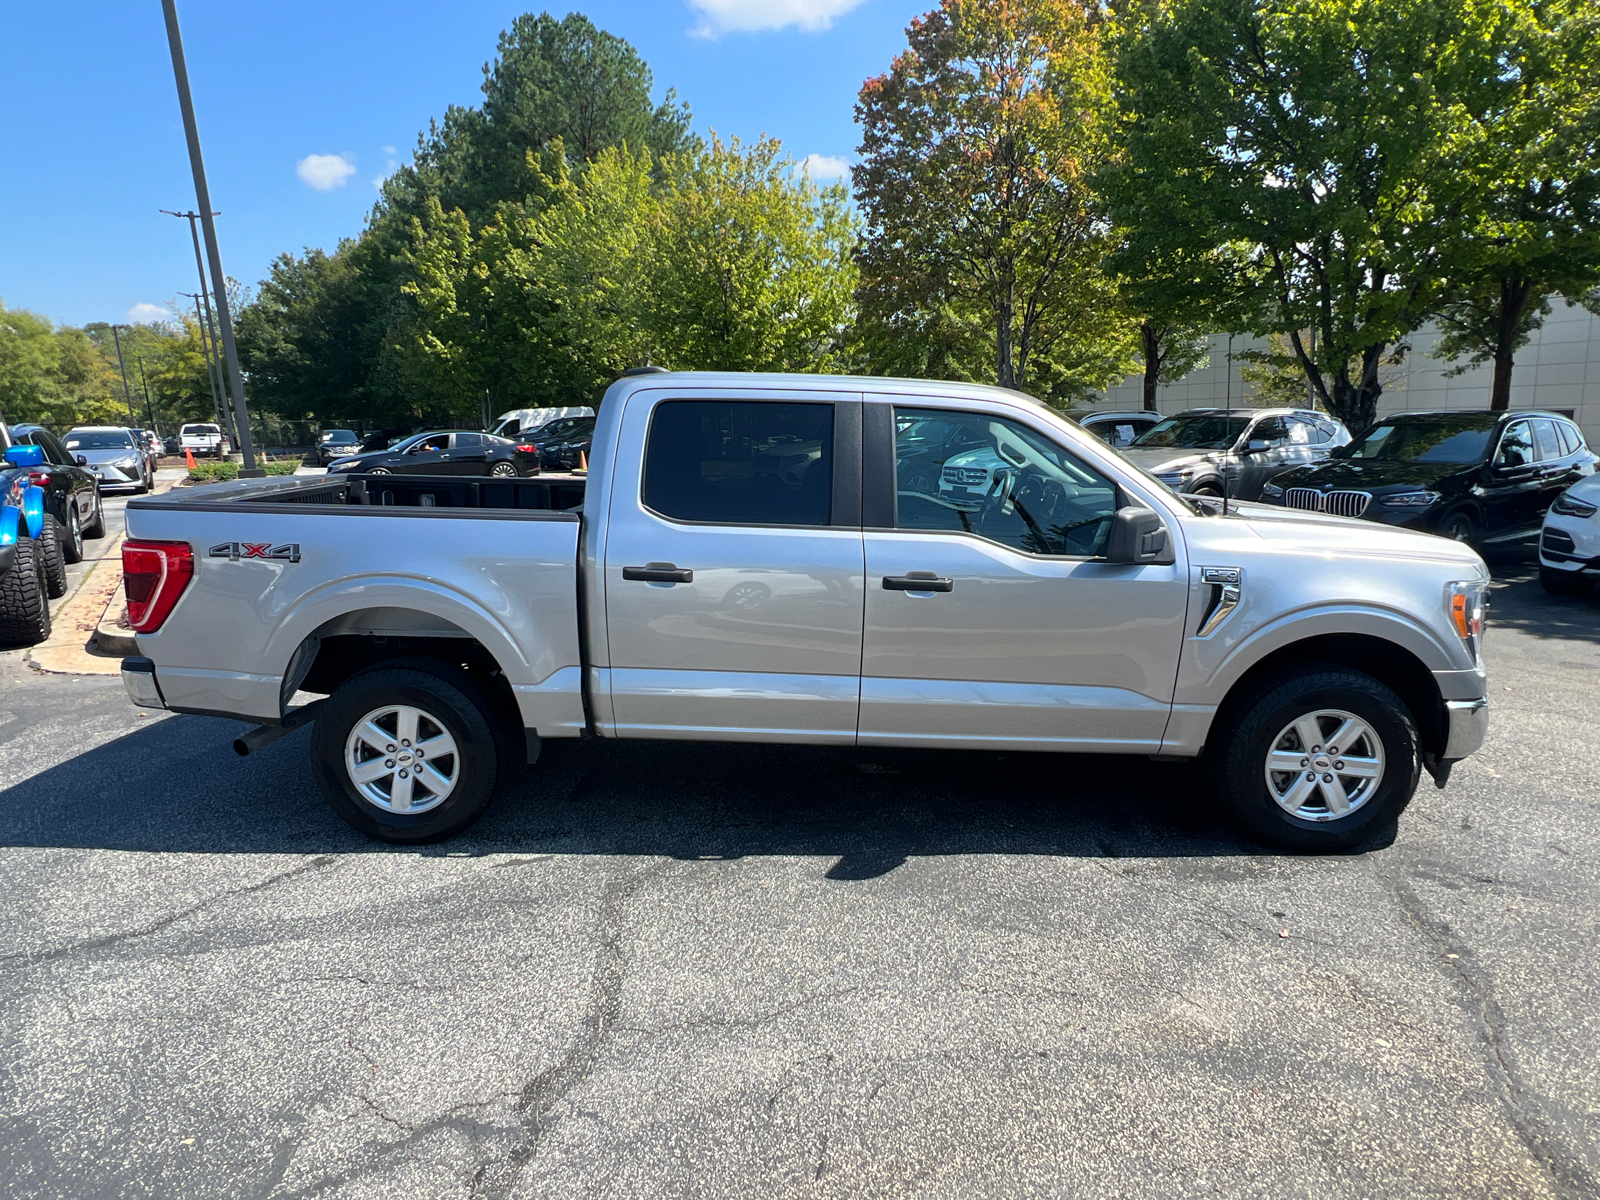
[322,430,356,441]
[1345,419,1493,464]
[1131,414,1250,451]
[65,430,135,450]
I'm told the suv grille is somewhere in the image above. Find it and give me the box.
[1285,487,1371,518]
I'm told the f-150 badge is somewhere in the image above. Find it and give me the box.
[209,542,301,563]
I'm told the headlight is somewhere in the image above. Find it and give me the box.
[1552,492,1598,518]
[1261,483,1284,499]
[113,456,140,468]
[1446,579,1488,657]
[1380,490,1440,508]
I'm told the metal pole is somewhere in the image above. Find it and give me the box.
[110,325,137,424]
[134,355,159,435]
[179,292,224,427]
[166,212,231,441]
[160,0,261,475]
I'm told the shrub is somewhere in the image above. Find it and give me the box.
[188,462,239,483]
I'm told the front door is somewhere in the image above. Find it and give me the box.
[1483,420,1543,536]
[603,393,865,742]
[401,433,452,475]
[860,402,1189,751]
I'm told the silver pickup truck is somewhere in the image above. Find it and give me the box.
[118,372,1490,850]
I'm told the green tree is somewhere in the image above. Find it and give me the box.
[1107,0,1523,431]
[0,303,123,427]
[1429,0,1600,409]
[855,0,1134,404]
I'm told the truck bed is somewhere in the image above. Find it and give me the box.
[158,472,586,512]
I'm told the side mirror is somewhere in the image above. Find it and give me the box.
[1106,505,1175,565]
[3,444,45,468]
[75,455,89,466]
[1245,439,1271,454]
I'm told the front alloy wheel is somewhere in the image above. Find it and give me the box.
[1263,709,1385,822]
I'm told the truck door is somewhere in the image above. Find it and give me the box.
[859,400,1188,751]
[602,392,865,742]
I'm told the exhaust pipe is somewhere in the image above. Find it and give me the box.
[233,700,325,757]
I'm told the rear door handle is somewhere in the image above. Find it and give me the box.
[883,573,954,592]
[623,563,694,583]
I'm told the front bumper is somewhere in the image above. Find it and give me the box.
[1538,513,1600,572]
[92,462,142,488]
[1443,697,1489,760]
[121,656,167,710]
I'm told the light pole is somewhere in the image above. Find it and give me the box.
[178,291,230,440]
[109,324,138,425]
[160,0,261,476]
[165,213,235,448]
[134,355,160,435]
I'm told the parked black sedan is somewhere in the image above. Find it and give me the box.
[1259,410,1596,544]
[6,424,105,562]
[521,416,596,471]
[326,430,539,477]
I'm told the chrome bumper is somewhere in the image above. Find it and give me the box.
[121,656,167,710]
[1443,697,1488,760]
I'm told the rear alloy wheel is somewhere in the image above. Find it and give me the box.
[36,514,68,599]
[1210,665,1419,851]
[0,538,53,647]
[1438,509,1477,544]
[1540,566,1594,597]
[311,659,512,842]
[82,491,106,540]
[490,461,518,477]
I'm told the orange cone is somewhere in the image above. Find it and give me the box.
[185,447,196,469]
[578,450,588,473]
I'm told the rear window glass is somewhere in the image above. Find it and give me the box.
[643,401,833,526]
[182,424,221,435]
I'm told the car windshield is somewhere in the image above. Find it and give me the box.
[1131,414,1251,451]
[66,430,134,449]
[1344,419,1493,464]
[322,430,356,441]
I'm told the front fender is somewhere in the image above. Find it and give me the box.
[21,486,44,538]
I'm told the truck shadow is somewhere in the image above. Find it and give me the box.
[0,715,1392,872]
[1483,543,1600,647]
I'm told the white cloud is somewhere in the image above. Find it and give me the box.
[381,145,397,156]
[296,153,358,190]
[801,153,852,181]
[687,0,867,36]
[127,303,171,325]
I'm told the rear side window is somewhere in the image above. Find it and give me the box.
[1559,422,1585,455]
[644,401,834,526]
[1532,419,1564,462]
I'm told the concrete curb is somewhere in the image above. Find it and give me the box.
[29,533,127,676]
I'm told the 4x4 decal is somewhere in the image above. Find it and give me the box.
[209,542,301,563]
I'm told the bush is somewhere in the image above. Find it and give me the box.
[188,462,239,483]
[265,462,299,475]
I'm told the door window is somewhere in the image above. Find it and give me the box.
[412,434,449,454]
[1557,423,1581,455]
[644,400,834,526]
[1249,416,1291,446]
[1532,419,1563,462]
[37,430,72,466]
[1497,422,1535,468]
[894,407,1119,557]
[1285,417,1315,445]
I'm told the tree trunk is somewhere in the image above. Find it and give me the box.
[1490,275,1532,412]
[1141,322,1161,411]
[994,278,1016,390]
[1331,344,1386,435]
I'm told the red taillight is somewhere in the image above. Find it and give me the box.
[516,444,537,453]
[122,540,194,633]
[28,470,53,487]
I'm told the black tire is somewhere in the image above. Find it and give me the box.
[0,538,52,647]
[1208,665,1420,852]
[82,490,106,540]
[1437,509,1477,544]
[1540,566,1594,597]
[1192,484,1224,498]
[61,504,84,565]
[309,659,515,843]
[36,514,67,599]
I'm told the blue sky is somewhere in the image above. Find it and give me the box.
[0,0,924,329]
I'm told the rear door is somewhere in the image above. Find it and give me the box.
[447,432,489,475]
[859,398,1188,751]
[602,390,865,742]
[1532,418,1579,515]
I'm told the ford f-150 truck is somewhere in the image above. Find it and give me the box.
[117,372,1491,850]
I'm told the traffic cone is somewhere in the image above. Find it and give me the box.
[185,447,196,469]
[577,449,588,473]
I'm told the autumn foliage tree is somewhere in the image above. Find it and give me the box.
[853,0,1133,404]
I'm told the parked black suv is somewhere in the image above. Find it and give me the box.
[5,424,105,567]
[1260,410,1596,543]
[316,429,363,464]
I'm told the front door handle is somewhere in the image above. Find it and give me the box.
[883,573,953,592]
[623,563,694,583]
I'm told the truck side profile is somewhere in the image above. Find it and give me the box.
[119,373,1491,850]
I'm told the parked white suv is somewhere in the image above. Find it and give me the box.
[1538,475,1600,595]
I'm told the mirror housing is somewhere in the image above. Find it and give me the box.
[75,454,89,466]
[3,444,45,468]
[1106,505,1175,565]
[1243,439,1271,454]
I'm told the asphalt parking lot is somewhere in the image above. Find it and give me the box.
[0,544,1596,1199]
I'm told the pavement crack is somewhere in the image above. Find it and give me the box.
[0,855,339,968]
[1383,873,1597,1199]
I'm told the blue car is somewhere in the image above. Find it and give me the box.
[0,437,54,646]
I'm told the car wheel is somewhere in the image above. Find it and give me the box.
[61,505,84,565]
[1209,665,1420,852]
[310,660,512,843]
[0,537,52,647]
[82,490,106,540]
[36,514,68,599]
[1438,509,1477,544]
[490,461,518,477]
[367,467,392,476]
[1539,566,1594,597]
[1192,484,1224,498]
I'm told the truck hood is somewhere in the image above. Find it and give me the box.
[1194,499,1488,572]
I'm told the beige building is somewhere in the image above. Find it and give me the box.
[1084,299,1600,443]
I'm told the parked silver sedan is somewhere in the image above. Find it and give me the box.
[63,426,153,493]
